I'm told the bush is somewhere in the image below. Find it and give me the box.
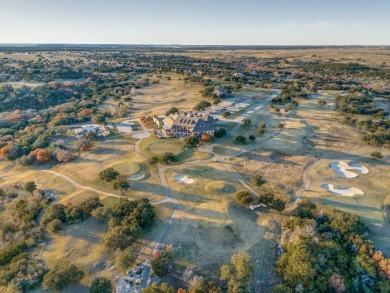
[47,219,63,233]
[270,198,286,211]
[16,155,33,166]
[24,181,37,194]
[370,151,383,159]
[113,179,130,195]
[42,261,84,291]
[151,250,172,277]
[185,136,199,147]
[0,242,27,266]
[222,111,231,118]
[277,122,284,128]
[162,152,175,164]
[75,139,93,151]
[91,114,106,124]
[148,156,159,165]
[116,248,136,270]
[90,277,112,293]
[242,118,251,127]
[214,128,227,138]
[193,101,211,111]
[294,198,316,218]
[256,127,265,135]
[220,252,253,293]
[235,135,246,144]
[249,135,256,141]
[165,107,179,116]
[251,174,265,187]
[91,207,109,222]
[233,190,254,206]
[99,167,119,182]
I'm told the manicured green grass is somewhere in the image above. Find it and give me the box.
[140,135,185,157]
[110,161,141,175]
[149,140,183,156]
[216,121,238,131]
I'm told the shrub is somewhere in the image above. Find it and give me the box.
[370,151,383,159]
[233,190,254,206]
[222,111,231,118]
[185,136,199,147]
[116,248,136,270]
[113,179,131,195]
[165,107,179,116]
[242,118,251,127]
[270,198,286,211]
[0,242,27,266]
[42,262,84,291]
[90,277,112,293]
[47,219,63,233]
[16,155,33,166]
[24,181,37,195]
[256,127,265,135]
[162,152,175,164]
[235,135,246,144]
[99,167,119,182]
[148,156,159,165]
[151,250,172,277]
[193,101,211,111]
[214,128,227,138]
[251,174,265,187]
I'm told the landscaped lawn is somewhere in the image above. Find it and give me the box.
[139,134,212,162]
[140,135,185,157]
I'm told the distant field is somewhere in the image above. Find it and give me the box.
[151,48,390,68]
[100,73,207,118]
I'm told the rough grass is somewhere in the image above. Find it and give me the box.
[40,218,113,292]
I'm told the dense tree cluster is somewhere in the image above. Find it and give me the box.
[220,252,253,293]
[103,198,156,250]
[336,91,388,116]
[276,203,390,292]
[42,197,102,228]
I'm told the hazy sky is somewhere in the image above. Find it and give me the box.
[0,0,389,45]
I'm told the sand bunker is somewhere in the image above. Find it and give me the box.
[330,161,369,178]
[321,184,364,196]
[129,173,145,180]
[174,175,194,184]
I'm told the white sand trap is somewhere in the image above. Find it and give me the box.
[321,184,364,196]
[132,131,150,139]
[130,173,145,180]
[174,175,194,184]
[330,161,369,178]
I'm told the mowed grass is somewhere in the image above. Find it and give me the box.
[149,140,183,156]
[110,161,141,175]
[319,196,384,224]
[139,135,212,162]
[216,121,238,131]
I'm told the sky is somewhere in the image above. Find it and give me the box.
[0,0,389,45]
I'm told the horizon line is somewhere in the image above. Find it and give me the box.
[0,43,389,47]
